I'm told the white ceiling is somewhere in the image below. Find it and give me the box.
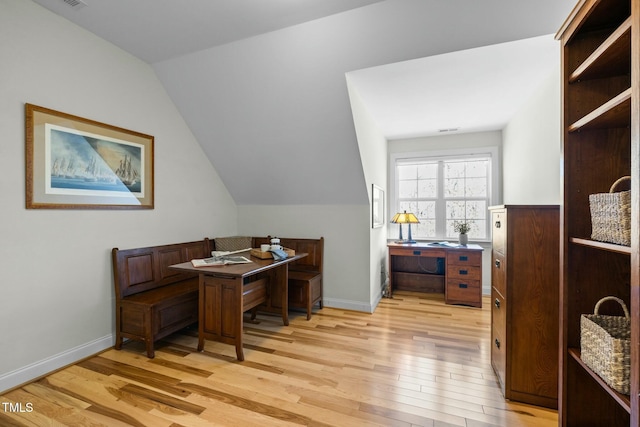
[347,34,559,139]
[30,0,566,140]
[30,0,386,63]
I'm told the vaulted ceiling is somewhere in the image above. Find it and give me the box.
[31,0,577,205]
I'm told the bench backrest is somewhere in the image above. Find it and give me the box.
[112,239,209,299]
[252,236,324,274]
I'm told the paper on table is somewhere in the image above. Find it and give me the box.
[191,255,251,268]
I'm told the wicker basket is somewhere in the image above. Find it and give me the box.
[580,296,631,395]
[589,176,631,246]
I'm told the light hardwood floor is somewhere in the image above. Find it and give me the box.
[1,292,558,426]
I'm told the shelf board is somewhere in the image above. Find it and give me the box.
[568,348,631,413]
[569,17,631,83]
[568,88,631,132]
[570,237,631,254]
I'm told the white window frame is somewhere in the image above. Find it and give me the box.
[389,146,500,243]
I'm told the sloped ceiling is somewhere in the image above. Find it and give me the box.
[347,34,560,139]
[29,0,386,63]
[31,0,577,205]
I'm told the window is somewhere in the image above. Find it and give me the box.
[390,149,497,241]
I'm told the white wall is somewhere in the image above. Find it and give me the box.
[346,78,389,307]
[502,69,561,204]
[237,205,372,311]
[0,0,237,391]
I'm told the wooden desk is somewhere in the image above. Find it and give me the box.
[388,242,483,307]
[171,250,307,361]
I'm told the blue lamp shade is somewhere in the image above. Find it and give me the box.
[391,210,419,243]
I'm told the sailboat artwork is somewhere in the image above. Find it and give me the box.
[114,155,139,188]
[46,124,144,196]
[26,103,153,209]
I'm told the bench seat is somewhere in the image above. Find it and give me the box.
[112,240,208,358]
[249,236,324,320]
[288,270,323,320]
[123,278,198,304]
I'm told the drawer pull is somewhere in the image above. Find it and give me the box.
[413,250,421,256]
[495,338,501,349]
[458,283,468,289]
[459,269,468,275]
[459,255,468,261]
[495,220,501,229]
[494,298,500,308]
[494,259,501,268]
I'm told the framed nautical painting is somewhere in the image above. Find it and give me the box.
[25,103,154,209]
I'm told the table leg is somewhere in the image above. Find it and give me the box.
[197,274,205,352]
[282,265,289,326]
[389,255,394,298]
[195,263,293,361]
[235,344,244,361]
[235,276,245,361]
[198,274,243,358]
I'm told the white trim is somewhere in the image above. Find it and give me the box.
[323,297,376,313]
[0,335,113,393]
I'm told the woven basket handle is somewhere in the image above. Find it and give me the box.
[594,296,630,318]
[609,176,631,193]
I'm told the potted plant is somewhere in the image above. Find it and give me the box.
[453,221,471,245]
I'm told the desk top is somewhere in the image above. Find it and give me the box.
[170,250,308,278]
[388,242,483,251]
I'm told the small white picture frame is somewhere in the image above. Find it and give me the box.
[372,184,384,228]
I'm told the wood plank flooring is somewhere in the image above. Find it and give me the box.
[0,292,558,426]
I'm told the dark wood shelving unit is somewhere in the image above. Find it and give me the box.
[568,17,631,83]
[570,237,633,255]
[568,348,631,412]
[556,0,638,425]
[567,88,631,132]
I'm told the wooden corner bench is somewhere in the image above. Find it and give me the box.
[250,236,324,320]
[111,239,209,358]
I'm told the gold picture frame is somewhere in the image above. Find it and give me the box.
[25,103,154,209]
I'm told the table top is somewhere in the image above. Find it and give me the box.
[170,250,308,278]
[388,242,483,251]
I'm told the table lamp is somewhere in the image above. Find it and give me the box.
[391,210,419,243]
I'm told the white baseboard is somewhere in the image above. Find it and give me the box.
[323,297,376,313]
[0,335,113,393]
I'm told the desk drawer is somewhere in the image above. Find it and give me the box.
[446,279,481,307]
[389,247,446,258]
[447,264,481,281]
[447,250,482,267]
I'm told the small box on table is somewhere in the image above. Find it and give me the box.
[250,248,296,259]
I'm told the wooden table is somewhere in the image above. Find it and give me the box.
[171,250,307,360]
[388,242,483,307]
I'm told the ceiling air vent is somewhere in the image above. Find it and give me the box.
[61,0,87,9]
[438,128,459,133]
